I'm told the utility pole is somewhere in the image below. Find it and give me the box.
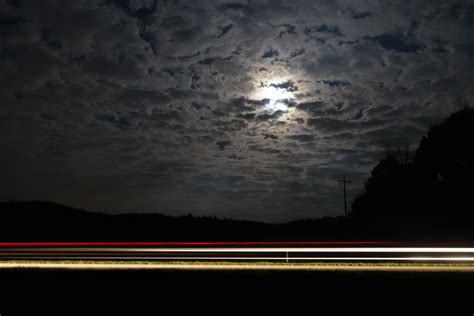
[338,176,351,216]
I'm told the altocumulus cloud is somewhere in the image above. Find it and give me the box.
[0,0,473,222]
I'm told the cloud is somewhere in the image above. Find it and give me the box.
[322,80,350,87]
[304,24,344,37]
[365,33,425,53]
[270,80,298,92]
[307,117,387,134]
[264,133,278,140]
[0,0,473,222]
[290,47,305,58]
[216,140,231,151]
[95,113,131,130]
[262,47,279,59]
[287,134,315,142]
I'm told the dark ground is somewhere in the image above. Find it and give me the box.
[0,269,473,314]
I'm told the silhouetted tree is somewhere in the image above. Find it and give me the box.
[384,144,415,166]
[414,106,474,223]
[351,107,474,239]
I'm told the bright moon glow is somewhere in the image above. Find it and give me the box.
[258,85,294,112]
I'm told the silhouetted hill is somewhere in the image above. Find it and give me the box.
[0,200,366,241]
[0,201,108,241]
[0,201,312,241]
[0,200,103,220]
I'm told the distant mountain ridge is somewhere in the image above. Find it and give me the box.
[0,200,97,217]
[0,200,350,242]
[1,198,473,242]
[0,200,275,241]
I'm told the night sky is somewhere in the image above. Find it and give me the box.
[1,0,473,222]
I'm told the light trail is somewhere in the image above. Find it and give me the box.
[1,262,474,271]
[2,245,474,263]
[0,241,396,248]
[3,256,474,261]
[4,247,473,252]
[108,247,474,253]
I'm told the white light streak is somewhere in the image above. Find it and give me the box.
[22,247,474,253]
[4,248,474,264]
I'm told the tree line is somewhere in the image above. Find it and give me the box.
[350,107,474,240]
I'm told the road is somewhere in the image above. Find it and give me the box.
[2,242,474,313]
[1,242,474,262]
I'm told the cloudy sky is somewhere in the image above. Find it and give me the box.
[1,0,473,222]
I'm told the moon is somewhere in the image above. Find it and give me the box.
[258,83,294,112]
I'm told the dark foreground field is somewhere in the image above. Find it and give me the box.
[0,268,473,314]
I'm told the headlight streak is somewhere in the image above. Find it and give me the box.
[2,246,474,263]
[9,247,473,253]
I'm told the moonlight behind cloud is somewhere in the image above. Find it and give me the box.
[0,0,473,222]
